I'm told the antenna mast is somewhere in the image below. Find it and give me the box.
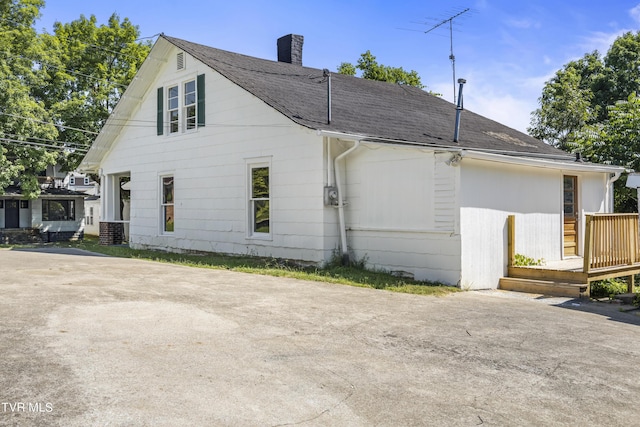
[423,8,470,103]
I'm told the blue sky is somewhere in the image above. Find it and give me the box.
[36,0,640,133]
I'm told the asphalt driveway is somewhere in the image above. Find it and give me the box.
[1,247,640,426]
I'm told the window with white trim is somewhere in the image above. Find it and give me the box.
[157,74,205,136]
[184,80,196,131]
[161,176,174,233]
[168,85,179,134]
[248,164,270,236]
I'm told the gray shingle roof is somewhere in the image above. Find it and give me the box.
[163,35,566,157]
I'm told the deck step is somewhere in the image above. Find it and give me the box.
[499,277,589,298]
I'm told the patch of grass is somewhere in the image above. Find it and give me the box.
[50,236,460,297]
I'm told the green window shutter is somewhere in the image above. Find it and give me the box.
[157,87,164,135]
[197,74,205,127]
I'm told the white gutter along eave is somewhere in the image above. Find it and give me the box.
[462,149,627,174]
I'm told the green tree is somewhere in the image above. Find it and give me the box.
[338,50,424,88]
[38,13,151,172]
[529,31,640,211]
[575,93,640,211]
[0,0,58,198]
[603,32,640,108]
[528,60,596,150]
[0,2,150,197]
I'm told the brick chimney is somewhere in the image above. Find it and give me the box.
[277,34,303,66]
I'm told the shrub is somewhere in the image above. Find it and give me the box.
[590,278,629,298]
[512,254,544,266]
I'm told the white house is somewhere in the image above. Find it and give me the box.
[64,172,99,196]
[79,34,624,289]
[59,171,100,236]
[0,164,85,243]
[0,185,85,243]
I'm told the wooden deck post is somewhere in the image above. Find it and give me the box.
[583,215,593,274]
[507,215,515,267]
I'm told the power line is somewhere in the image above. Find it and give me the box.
[2,132,89,149]
[0,138,88,153]
[0,112,99,135]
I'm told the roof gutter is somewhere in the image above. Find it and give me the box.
[462,149,627,174]
[317,130,587,162]
[317,131,628,175]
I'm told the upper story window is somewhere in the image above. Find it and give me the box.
[184,80,196,131]
[168,85,179,133]
[157,73,205,136]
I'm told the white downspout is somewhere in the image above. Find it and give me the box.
[606,171,622,212]
[333,140,361,265]
[325,136,332,186]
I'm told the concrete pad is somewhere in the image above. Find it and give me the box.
[1,247,640,426]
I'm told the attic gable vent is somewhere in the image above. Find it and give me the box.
[177,52,185,70]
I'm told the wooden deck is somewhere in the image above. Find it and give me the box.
[500,214,640,298]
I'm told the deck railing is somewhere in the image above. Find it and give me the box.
[584,213,640,272]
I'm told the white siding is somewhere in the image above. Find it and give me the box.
[84,199,101,236]
[99,46,328,263]
[342,144,461,284]
[32,197,86,235]
[459,158,612,289]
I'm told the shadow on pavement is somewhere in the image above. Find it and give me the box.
[10,247,110,258]
[552,297,640,326]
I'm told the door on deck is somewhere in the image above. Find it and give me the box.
[5,200,19,228]
[563,176,578,256]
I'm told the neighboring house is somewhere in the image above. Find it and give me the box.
[60,171,100,237]
[79,34,624,289]
[83,195,100,236]
[0,183,85,243]
[64,172,99,196]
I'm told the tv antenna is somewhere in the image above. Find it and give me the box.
[423,8,470,103]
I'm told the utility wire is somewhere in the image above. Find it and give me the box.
[2,132,89,149]
[0,112,99,135]
[0,138,88,153]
